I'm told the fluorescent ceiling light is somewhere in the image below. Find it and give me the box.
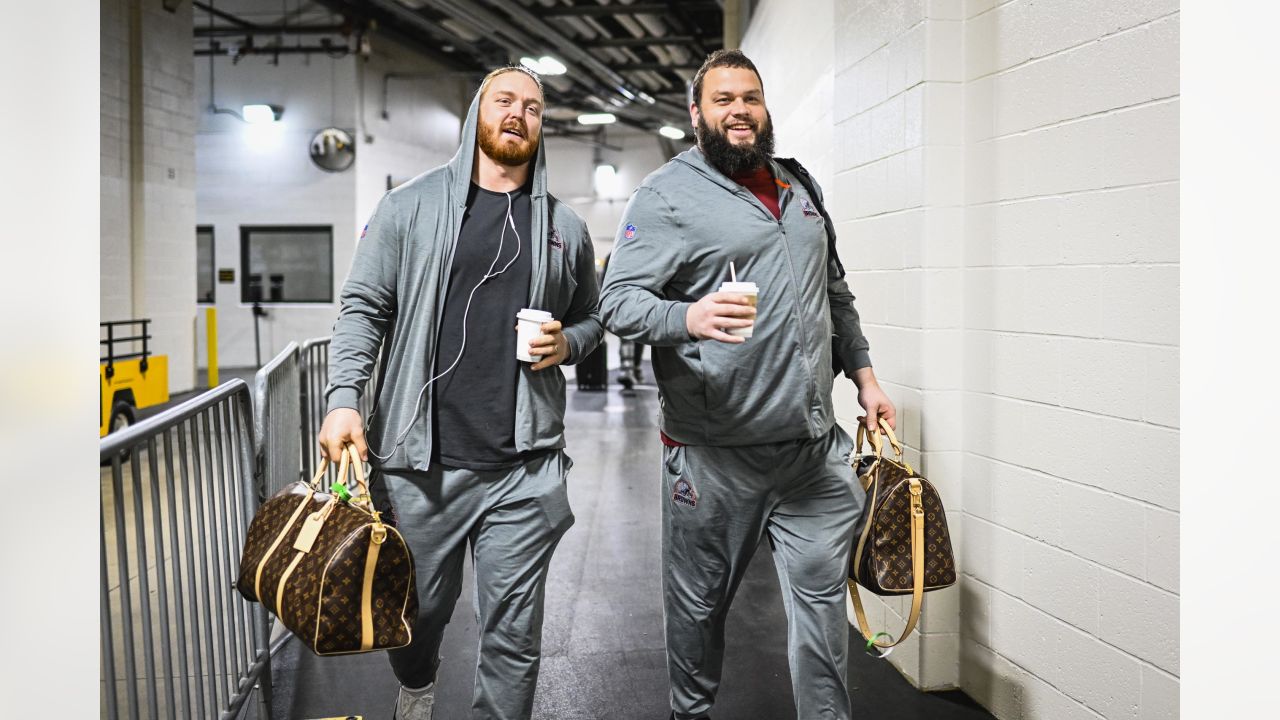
[577,112,616,125]
[537,55,567,75]
[520,55,567,75]
[659,125,686,140]
[242,104,282,124]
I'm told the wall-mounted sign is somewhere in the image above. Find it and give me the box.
[219,268,235,283]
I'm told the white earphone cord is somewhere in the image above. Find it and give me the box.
[366,191,522,462]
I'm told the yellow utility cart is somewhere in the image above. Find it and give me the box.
[100,319,169,436]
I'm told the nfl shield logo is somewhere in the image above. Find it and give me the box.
[624,223,637,240]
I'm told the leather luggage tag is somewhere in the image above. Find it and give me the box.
[292,503,332,554]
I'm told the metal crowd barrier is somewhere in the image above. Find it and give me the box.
[298,337,330,482]
[253,342,302,500]
[298,336,378,480]
[100,379,272,720]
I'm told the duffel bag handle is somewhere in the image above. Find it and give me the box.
[855,417,911,474]
[308,446,371,500]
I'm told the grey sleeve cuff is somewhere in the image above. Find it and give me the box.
[832,340,872,378]
[326,387,361,414]
[664,302,694,344]
[563,326,584,365]
[846,348,873,374]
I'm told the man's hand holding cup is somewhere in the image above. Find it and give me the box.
[686,290,757,343]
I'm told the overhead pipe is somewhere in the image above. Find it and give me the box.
[408,0,685,127]
[479,0,688,117]
[195,24,348,37]
[539,2,720,18]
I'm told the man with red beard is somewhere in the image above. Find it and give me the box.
[600,50,896,719]
[318,66,602,719]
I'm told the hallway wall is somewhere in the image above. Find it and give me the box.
[742,0,1179,717]
[194,32,469,369]
[101,0,198,391]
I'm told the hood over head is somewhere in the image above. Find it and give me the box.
[446,77,549,207]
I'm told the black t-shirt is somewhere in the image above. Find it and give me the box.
[431,182,533,470]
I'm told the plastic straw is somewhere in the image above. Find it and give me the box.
[730,261,737,282]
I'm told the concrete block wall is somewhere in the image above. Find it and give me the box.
[101,0,198,391]
[959,1,1180,718]
[744,0,1179,715]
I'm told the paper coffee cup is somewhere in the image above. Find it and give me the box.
[719,281,759,338]
[516,308,554,362]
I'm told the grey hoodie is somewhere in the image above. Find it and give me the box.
[325,88,603,471]
[599,147,871,447]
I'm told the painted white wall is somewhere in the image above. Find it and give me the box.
[743,0,1179,716]
[353,39,468,252]
[545,129,684,260]
[101,0,198,392]
[194,50,358,368]
[194,35,466,369]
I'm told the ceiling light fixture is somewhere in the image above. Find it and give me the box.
[242,104,284,124]
[577,112,617,125]
[520,55,567,76]
[659,125,686,140]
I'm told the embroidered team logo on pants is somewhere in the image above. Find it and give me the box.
[672,478,698,508]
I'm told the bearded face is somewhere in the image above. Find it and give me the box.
[690,66,775,176]
[477,112,540,167]
[695,108,775,176]
[475,70,544,168]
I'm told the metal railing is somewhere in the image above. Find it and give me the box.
[101,380,273,720]
[298,336,379,480]
[298,337,331,482]
[253,342,301,501]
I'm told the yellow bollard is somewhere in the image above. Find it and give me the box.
[206,307,219,388]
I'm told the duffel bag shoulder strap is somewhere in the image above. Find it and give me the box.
[849,418,924,649]
[849,477,925,650]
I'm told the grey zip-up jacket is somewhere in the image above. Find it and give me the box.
[599,147,871,447]
[325,89,603,471]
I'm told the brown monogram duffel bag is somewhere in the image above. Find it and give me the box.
[847,418,956,650]
[236,445,416,655]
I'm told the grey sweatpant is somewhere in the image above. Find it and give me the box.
[379,450,575,719]
[662,425,864,720]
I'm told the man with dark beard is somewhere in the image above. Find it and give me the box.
[599,50,896,719]
[318,66,602,719]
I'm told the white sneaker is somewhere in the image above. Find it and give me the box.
[393,682,435,720]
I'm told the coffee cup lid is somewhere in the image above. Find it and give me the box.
[517,308,554,321]
[719,281,758,293]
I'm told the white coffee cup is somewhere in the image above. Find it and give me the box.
[516,308,555,362]
[718,281,759,338]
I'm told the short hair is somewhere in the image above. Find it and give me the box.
[689,49,764,106]
[478,65,544,100]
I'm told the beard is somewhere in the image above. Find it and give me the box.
[477,116,540,167]
[695,109,775,176]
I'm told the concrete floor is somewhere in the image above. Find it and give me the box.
[263,368,994,720]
